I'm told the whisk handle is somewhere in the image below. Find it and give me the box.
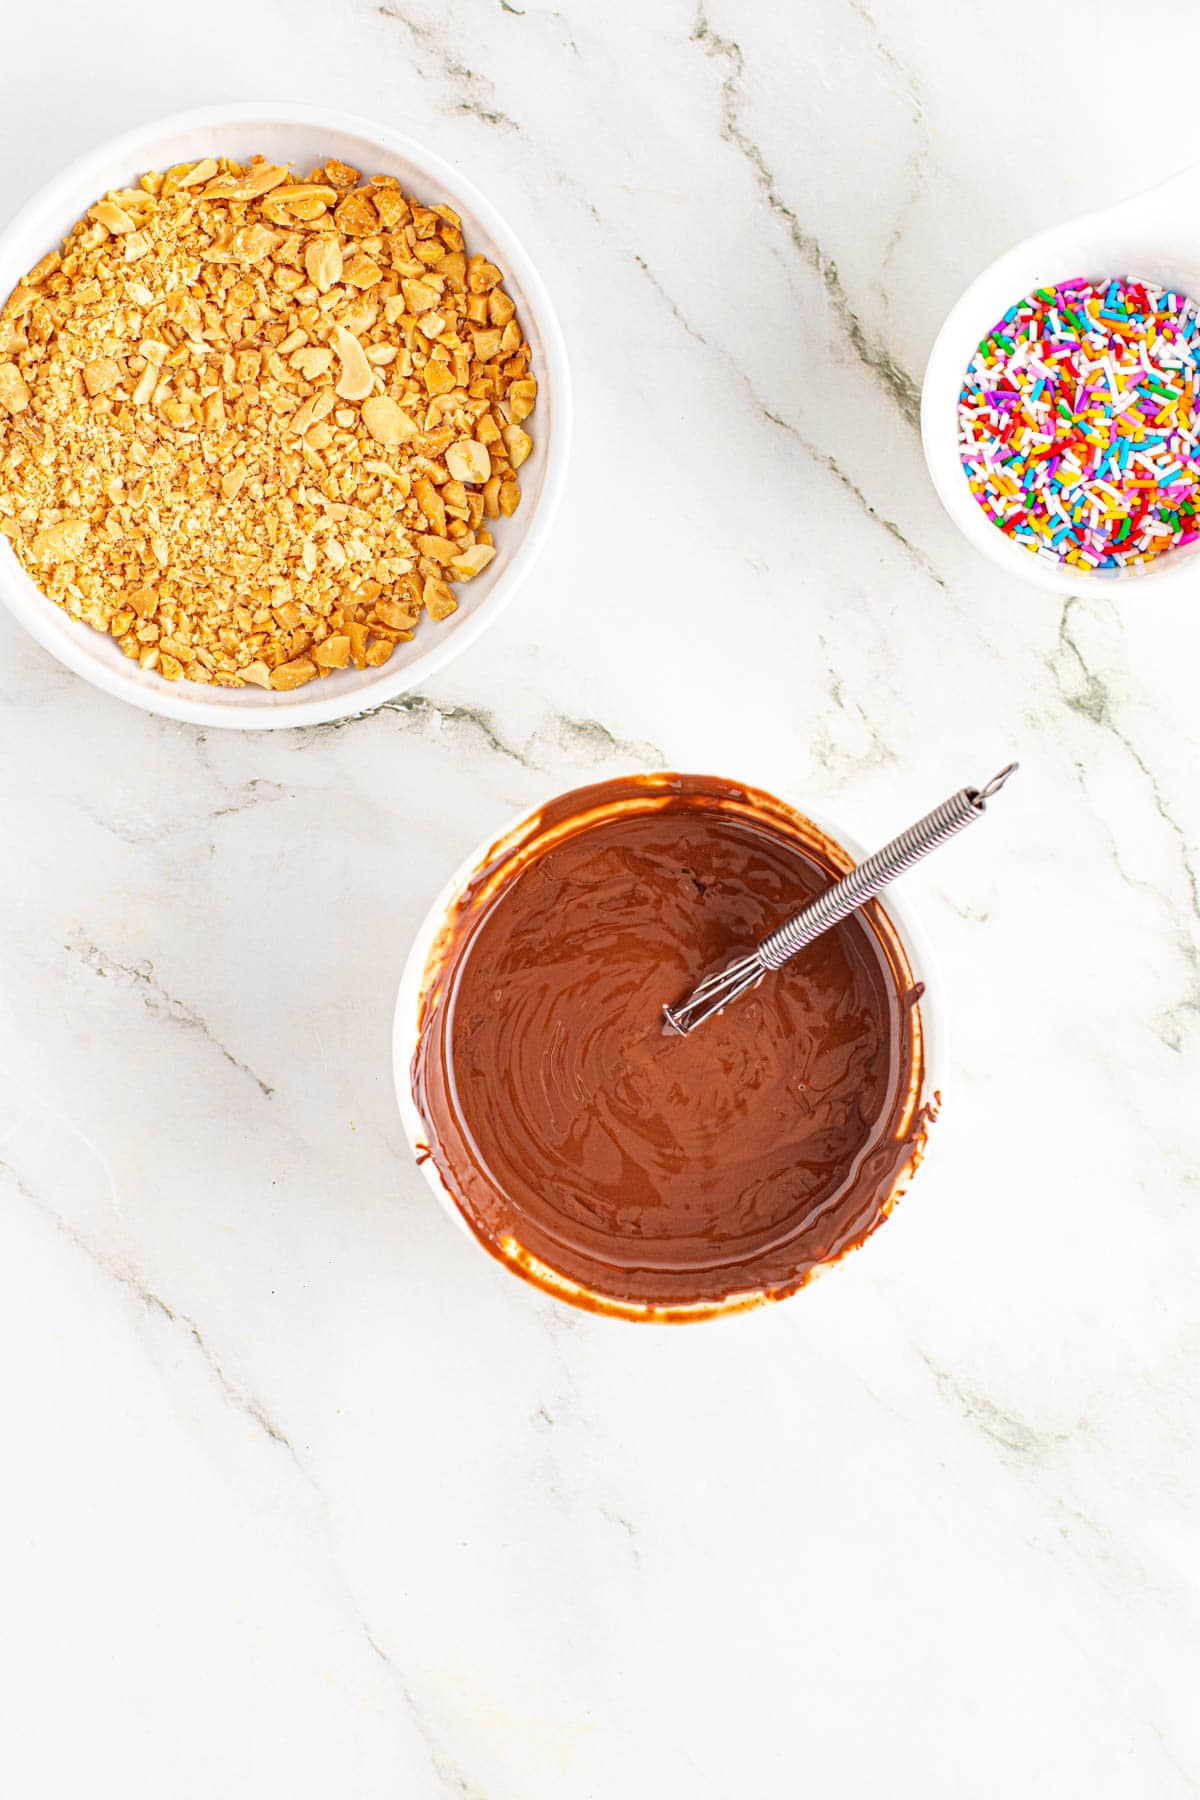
[757,766,1014,972]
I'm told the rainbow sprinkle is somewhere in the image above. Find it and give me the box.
[957,277,1200,572]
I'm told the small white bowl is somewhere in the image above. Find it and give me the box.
[393,775,947,1322]
[0,103,571,727]
[921,160,1200,595]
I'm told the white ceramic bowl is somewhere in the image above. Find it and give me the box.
[393,775,947,1322]
[922,160,1200,595]
[0,103,571,727]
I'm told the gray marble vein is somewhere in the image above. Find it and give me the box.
[1045,599,1200,1045]
[65,931,276,1098]
[301,689,662,770]
[375,4,521,132]
[846,0,930,283]
[630,245,944,585]
[2,1126,458,1790]
[810,657,902,783]
[77,775,292,844]
[2,1145,292,1455]
[690,2,921,425]
[922,1351,1072,1462]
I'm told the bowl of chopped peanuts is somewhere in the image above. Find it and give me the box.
[0,104,570,727]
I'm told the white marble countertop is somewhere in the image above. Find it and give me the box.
[2,2,1199,1795]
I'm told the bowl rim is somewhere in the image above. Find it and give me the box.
[0,100,573,728]
[392,771,948,1323]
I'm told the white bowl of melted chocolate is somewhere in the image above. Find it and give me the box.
[395,772,944,1322]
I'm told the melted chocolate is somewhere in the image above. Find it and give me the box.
[411,774,932,1318]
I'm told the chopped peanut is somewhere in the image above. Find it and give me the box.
[0,362,31,414]
[304,235,343,293]
[361,394,416,446]
[446,439,492,484]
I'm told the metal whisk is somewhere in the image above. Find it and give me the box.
[662,763,1018,1036]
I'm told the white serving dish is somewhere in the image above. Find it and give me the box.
[921,160,1200,595]
[393,775,947,1322]
[0,103,571,727]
